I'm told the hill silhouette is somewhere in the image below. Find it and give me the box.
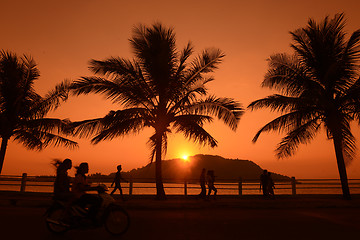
[119,154,290,182]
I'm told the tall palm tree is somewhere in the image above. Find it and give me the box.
[70,23,243,198]
[248,13,360,200]
[0,50,78,173]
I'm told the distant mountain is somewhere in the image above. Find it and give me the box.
[119,154,290,182]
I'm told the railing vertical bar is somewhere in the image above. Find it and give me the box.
[184,180,187,196]
[20,173,27,192]
[129,176,133,196]
[291,177,296,196]
[238,177,242,196]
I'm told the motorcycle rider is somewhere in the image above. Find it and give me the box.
[53,158,72,201]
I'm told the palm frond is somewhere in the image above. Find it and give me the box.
[89,57,139,78]
[252,111,320,143]
[21,118,73,135]
[173,114,213,127]
[12,129,44,150]
[264,53,322,96]
[341,127,356,163]
[72,75,156,110]
[20,55,39,97]
[70,118,105,139]
[101,108,152,125]
[325,117,356,163]
[175,41,194,78]
[275,119,321,158]
[168,76,213,113]
[12,129,78,150]
[337,29,360,91]
[70,77,121,97]
[185,48,225,86]
[248,94,304,113]
[40,133,78,149]
[30,80,70,117]
[91,116,148,144]
[186,96,243,131]
[172,118,217,148]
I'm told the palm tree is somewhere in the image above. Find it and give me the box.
[0,50,78,173]
[248,13,360,200]
[70,23,243,198]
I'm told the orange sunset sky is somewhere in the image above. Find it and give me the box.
[1,0,360,178]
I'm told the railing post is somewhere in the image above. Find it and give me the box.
[238,177,243,196]
[184,179,187,196]
[20,173,27,192]
[291,177,296,196]
[129,176,133,196]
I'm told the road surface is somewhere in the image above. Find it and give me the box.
[1,205,359,239]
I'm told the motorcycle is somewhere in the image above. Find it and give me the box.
[45,185,130,236]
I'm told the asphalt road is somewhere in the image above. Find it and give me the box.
[1,206,359,240]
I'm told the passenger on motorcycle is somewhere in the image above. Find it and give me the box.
[71,162,102,224]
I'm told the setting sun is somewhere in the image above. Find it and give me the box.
[182,155,189,162]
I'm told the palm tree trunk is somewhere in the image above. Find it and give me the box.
[155,133,166,199]
[0,137,9,174]
[332,132,351,200]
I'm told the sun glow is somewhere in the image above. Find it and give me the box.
[182,155,189,162]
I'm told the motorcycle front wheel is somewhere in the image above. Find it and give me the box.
[46,207,69,234]
[104,207,130,235]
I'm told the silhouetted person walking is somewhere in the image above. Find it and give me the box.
[207,170,217,199]
[260,169,269,197]
[267,172,275,197]
[110,165,128,200]
[199,168,206,199]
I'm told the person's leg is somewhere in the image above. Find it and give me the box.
[262,184,268,196]
[200,185,206,198]
[269,187,274,196]
[110,186,118,195]
[119,186,125,200]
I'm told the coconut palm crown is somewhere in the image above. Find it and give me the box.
[248,13,360,199]
[70,23,243,198]
[0,50,78,173]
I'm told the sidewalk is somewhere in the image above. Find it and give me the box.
[1,191,359,209]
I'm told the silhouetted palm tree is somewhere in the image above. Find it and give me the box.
[248,14,360,199]
[0,50,78,173]
[70,23,243,198]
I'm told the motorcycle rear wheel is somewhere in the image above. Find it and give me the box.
[104,208,130,235]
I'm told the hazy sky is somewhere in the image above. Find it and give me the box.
[1,0,360,179]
